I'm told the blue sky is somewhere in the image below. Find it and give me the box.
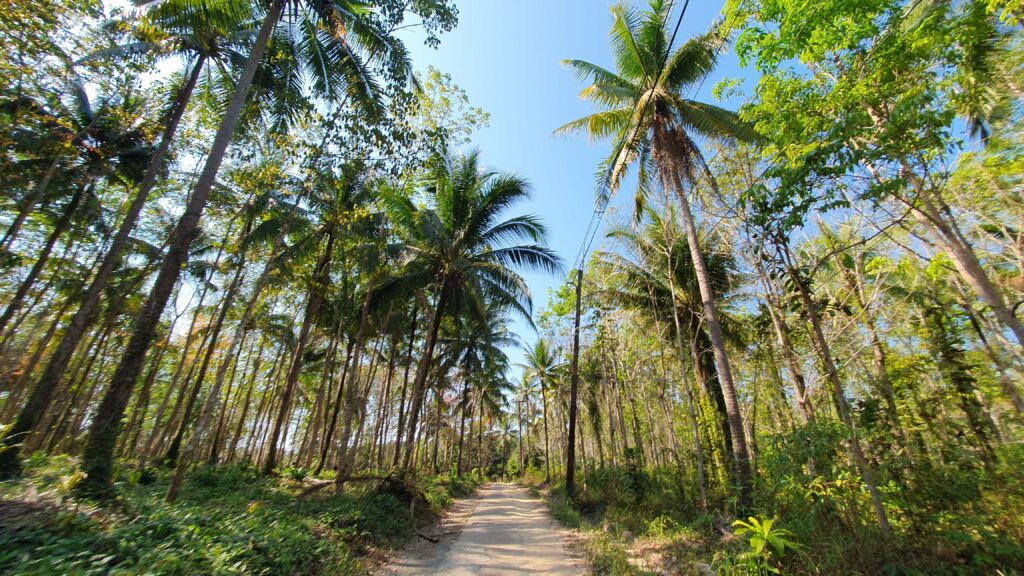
[401,1,751,378]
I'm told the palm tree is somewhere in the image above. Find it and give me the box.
[379,150,561,472]
[597,204,743,508]
[556,0,758,506]
[514,374,533,475]
[0,85,154,338]
[77,0,419,497]
[476,373,513,473]
[518,338,561,484]
[0,0,256,480]
[438,301,518,476]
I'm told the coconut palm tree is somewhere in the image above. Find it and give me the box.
[556,0,758,506]
[77,0,424,497]
[438,301,518,476]
[379,150,561,472]
[597,205,742,508]
[518,338,561,483]
[0,0,257,480]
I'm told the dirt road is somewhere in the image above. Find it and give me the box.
[377,482,583,575]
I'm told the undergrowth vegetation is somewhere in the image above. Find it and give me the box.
[0,454,481,575]
[527,440,1024,575]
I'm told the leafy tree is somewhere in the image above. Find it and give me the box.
[379,150,561,471]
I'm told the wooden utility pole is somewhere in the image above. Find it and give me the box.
[516,397,525,475]
[566,268,583,498]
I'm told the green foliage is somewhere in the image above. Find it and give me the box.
[732,516,800,560]
[0,457,469,575]
[282,465,309,482]
[418,472,484,513]
[715,516,800,575]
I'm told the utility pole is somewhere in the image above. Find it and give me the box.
[566,268,583,498]
[516,397,525,476]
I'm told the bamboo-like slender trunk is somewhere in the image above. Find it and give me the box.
[780,241,892,537]
[392,307,418,466]
[263,226,335,475]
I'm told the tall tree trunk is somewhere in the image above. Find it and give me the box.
[164,213,250,466]
[392,306,418,466]
[207,330,249,464]
[0,57,206,477]
[263,226,334,475]
[333,286,375,491]
[223,337,266,463]
[0,178,89,338]
[857,114,1024,350]
[924,306,998,465]
[566,267,583,496]
[141,310,205,463]
[780,243,892,536]
[77,2,284,497]
[430,384,444,473]
[121,340,168,458]
[961,304,1024,415]
[316,338,354,474]
[666,261,709,510]
[455,378,469,477]
[517,398,524,474]
[165,251,251,502]
[666,165,752,509]
[1,155,62,251]
[402,285,448,471]
[540,375,551,483]
[757,267,816,424]
[822,227,904,438]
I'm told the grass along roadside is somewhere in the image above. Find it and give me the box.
[520,451,1024,576]
[0,453,484,575]
[526,479,717,576]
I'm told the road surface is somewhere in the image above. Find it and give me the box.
[378,482,583,575]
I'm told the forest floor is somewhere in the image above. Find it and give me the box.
[376,482,585,575]
[0,455,484,575]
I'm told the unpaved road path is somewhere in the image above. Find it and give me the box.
[376,482,584,575]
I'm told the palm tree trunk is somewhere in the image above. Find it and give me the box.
[1,155,62,251]
[263,225,334,475]
[77,1,284,497]
[333,286,375,491]
[669,170,753,509]
[372,341,397,469]
[316,338,354,474]
[431,385,444,472]
[0,56,206,478]
[517,399,524,474]
[402,285,448,471]
[165,255,250,502]
[164,214,249,467]
[540,377,551,483]
[140,287,209,464]
[392,306,418,466]
[456,379,469,477]
[121,340,167,457]
[223,337,265,463]
[207,331,249,464]
[0,177,89,338]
